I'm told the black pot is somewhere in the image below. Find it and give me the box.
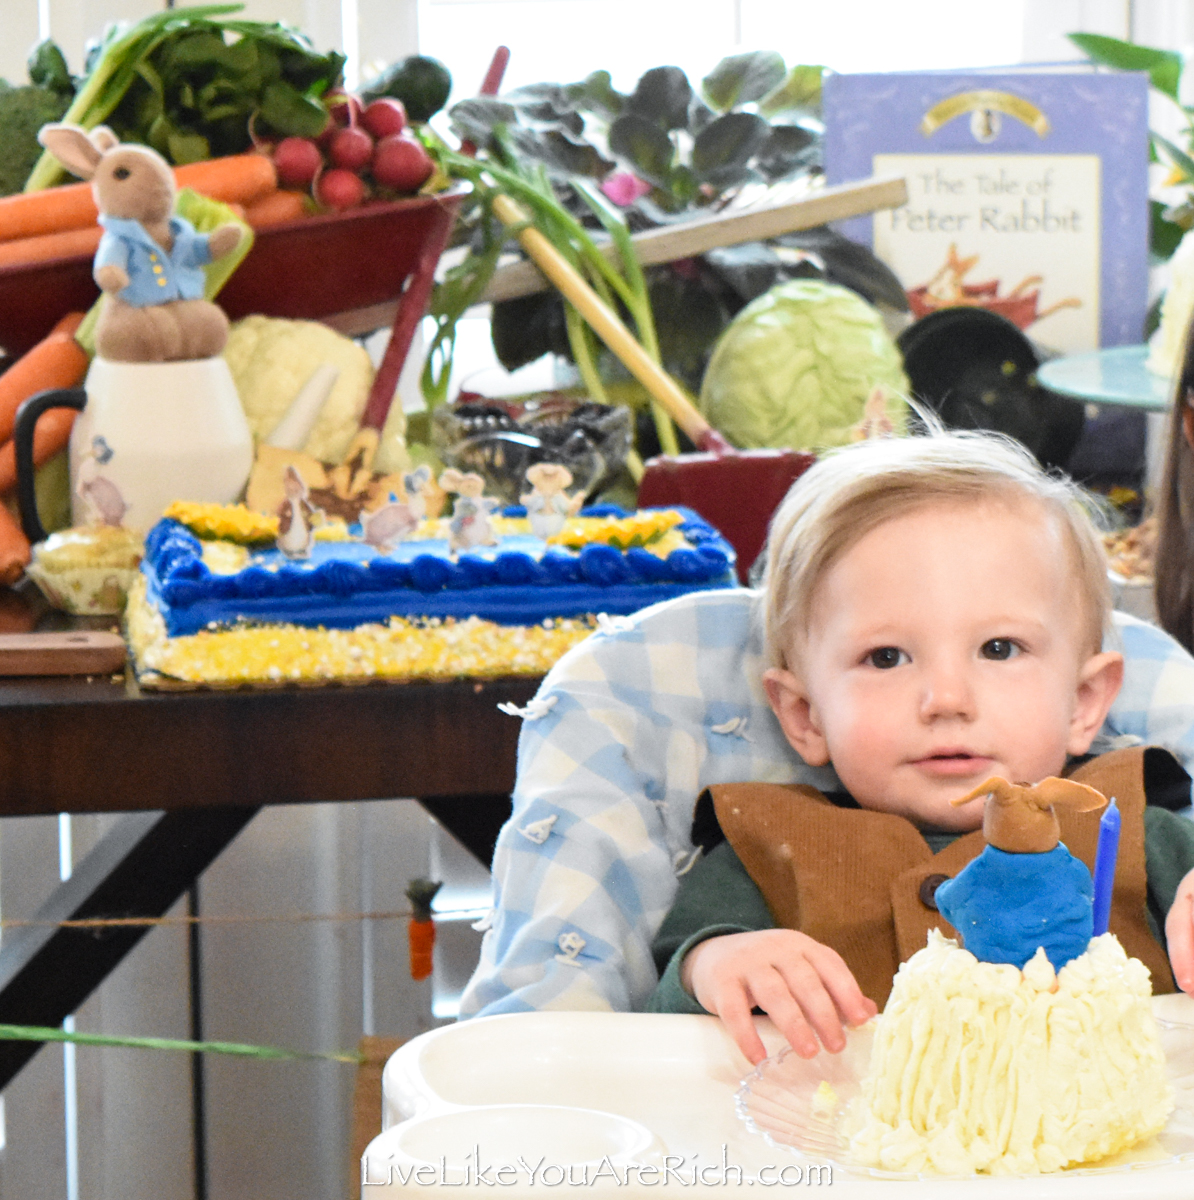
[897,307,1086,472]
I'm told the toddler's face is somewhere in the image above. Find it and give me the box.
[764,499,1123,832]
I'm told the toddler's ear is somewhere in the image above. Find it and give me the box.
[1066,650,1125,757]
[763,668,830,766]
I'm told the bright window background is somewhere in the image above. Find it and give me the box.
[417,0,1031,96]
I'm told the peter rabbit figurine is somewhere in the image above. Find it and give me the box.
[934,775,1107,970]
[37,123,243,363]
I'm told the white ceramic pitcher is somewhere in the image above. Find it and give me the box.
[16,355,254,540]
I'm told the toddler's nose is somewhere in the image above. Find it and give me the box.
[919,662,976,721]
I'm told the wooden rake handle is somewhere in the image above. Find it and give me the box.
[489,193,731,453]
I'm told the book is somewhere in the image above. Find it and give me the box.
[823,70,1150,351]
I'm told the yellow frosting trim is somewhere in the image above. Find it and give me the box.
[125,576,595,686]
[547,510,685,550]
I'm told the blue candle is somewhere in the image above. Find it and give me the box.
[1091,797,1120,937]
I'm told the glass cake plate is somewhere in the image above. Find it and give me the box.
[736,1014,1194,1181]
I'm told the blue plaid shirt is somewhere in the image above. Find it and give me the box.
[460,589,1194,1018]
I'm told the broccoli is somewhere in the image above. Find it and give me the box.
[0,84,72,196]
[0,39,74,196]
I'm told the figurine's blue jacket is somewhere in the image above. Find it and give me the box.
[94,215,212,307]
[935,843,1093,970]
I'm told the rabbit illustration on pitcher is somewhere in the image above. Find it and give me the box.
[13,124,254,544]
[38,122,244,362]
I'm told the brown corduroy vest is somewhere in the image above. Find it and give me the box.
[710,747,1175,1009]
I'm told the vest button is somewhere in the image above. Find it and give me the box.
[919,872,950,910]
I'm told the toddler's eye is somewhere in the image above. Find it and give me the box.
[981,638,1019,660]
[867,646,907,669]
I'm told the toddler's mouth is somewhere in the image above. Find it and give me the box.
[914,750,993,777]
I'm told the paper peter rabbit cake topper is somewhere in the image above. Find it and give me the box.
[37,123,244,363]
[933,775,1110,971]
[275,464,318,561]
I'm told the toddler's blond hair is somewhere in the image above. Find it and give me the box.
[761,429,1111,671]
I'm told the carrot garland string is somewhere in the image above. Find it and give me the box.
[406,877,442,982]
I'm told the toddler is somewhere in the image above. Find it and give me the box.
[648,429,1194,1064]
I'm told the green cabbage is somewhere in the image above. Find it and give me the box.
[698,279,908,451]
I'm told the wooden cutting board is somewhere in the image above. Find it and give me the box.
[0,632,126,676]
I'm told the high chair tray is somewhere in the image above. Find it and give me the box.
[364,1004,1194,1197]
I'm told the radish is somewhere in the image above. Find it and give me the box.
[329,126,374,172]
[372,134,434,192]
[362,98,407,139]
[317,167,366,210]
[319,89,361,149]
[272,137,323,187]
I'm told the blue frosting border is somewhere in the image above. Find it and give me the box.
[142,506,738,636]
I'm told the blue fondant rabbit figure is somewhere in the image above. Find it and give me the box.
[935,776,1108,970]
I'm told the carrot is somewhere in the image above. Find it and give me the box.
[0,181,97,243]
[408,918,436,981]
[0,153,277,244]
[405,877,442,981]
[0,313,88,447]
[0,501,30,585]
[0,406,77,494]
[0,226,102,271]
[174,153,277,208]
[243,189,308,228]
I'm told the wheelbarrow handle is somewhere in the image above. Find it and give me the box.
[489,193,730,454]
[360,45,512,433]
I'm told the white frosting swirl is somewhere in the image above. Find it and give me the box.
[845,930,1173,1174]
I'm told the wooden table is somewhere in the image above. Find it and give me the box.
[0,661,537,820]
[0,580,540,1088]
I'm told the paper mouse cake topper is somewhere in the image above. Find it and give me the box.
[37,123,243,363]
[521,462,583,540]
[933,775,1109,971]
[439,469,498,554]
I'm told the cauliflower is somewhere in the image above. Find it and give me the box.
[224,315,408,472]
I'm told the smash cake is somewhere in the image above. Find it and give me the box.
[125,500,735,686]
[837,776,1174,1176]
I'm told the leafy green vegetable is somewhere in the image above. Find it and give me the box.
[701,51,786,112]
[361,55,452,122]
[25,4,343,190]
[698,279,908,451]
[27,40,74,96]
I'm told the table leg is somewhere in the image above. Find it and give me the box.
[417,794,512,869]
[0,807,258,1089]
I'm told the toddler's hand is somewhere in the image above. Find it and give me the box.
[681,929,877,1065]
[1165,867,1194,993]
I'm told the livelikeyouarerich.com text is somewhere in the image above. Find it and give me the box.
[363,1146,833,1188]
